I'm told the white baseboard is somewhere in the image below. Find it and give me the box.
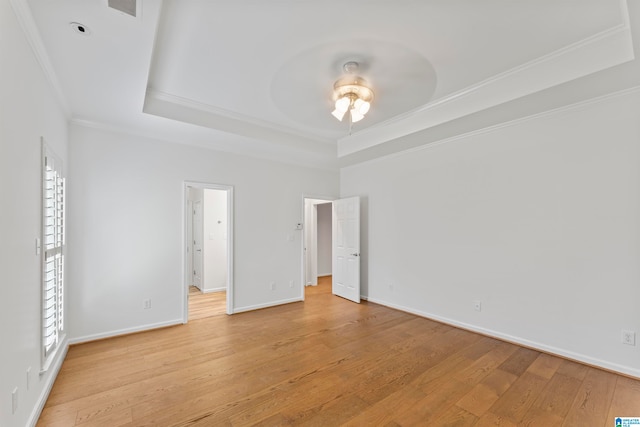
[28,337,69,427]
[68,319,184,345]
[366,296,640,379]
[233,297,303,314]
[201,287,225,293]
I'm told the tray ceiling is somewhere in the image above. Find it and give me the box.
[20,0,637,168]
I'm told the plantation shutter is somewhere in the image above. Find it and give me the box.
[43,144,65,362]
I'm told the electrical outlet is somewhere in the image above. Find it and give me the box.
[289,280,294,288]
[26,367,31,391]
[474,301,482,312]
[622,330,636,346]
[270,282,276,291]
[12,387,18,414]
[143,299,152,310]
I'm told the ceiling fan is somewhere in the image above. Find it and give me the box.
[108,0,137,18]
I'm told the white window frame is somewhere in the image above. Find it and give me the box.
[41,140,65,371]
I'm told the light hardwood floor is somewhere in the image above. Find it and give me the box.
[38,277,640,426]
[188,286,226,321]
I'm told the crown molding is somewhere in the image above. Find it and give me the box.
[9,0,71,117]
[338,12,634,157]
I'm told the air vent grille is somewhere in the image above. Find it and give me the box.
[108,0,136,17]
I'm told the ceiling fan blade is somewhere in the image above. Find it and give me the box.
[108,0,136,17]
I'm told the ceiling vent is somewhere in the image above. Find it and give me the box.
[108,0,137,17]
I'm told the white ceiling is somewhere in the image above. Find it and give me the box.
[18,0,638,169]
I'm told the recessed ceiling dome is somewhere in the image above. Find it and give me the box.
[270,39,438,136]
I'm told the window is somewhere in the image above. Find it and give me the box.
[42,141,65,368]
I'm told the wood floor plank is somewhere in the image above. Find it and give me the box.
[555,359,590,381]
[564,367,617,427]
[393,377,473,425]
[188,286,226,321]
[606,376,640,422]
[432,405,479,427]
[521,373,582,425]
[498,347,541,377]
[75,407,132,427]
[456,367,518,419]
[340,384,426,426]
[475,411,519,427]
[457,384,502,418]
[452,341,517,386]
[37,278,640,426]
[281,393,370,426]
[526,353,563,379]
[487,371,549,423]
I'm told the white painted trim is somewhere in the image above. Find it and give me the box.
[27,337,68,427]
[338,19,633,157]
[183,181,235,318]
[202,287,225,294]
[68,319,183,345]
[9,0,71,117]
[233,297,303,314]
[342,84,640,171]
[366,297,640,379]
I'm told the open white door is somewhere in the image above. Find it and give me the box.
[332,196,360,303]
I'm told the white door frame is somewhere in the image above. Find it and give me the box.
[192,199,204,290]
[183,181,234,320]
[301,194,335,301]
[186,199,193,289]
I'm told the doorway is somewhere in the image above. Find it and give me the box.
[302,196,362,303]
[302,197,333,295]
[184,182,234,321]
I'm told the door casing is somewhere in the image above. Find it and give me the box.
[183,181,234,320]
[301,195,335,300]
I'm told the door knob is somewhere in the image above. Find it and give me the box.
[351,253,360,257]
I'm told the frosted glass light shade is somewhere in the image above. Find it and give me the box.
[350,109,364,122]
[334,96,350,113]
[331,109,346,121]
[353,98,370,115]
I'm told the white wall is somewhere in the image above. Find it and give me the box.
[67,123,339,342]
[316,202,332,276]
[0,1,69,425]
[341,89,640,378]
[203,188,227,292]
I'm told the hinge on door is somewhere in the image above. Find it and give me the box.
[193,270,196,276]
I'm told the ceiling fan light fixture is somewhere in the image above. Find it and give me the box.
[334,96,351,113]
[330,62,374,125]
[350,110,365,123]
[331,108,347,121]
[353,98,370,115]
